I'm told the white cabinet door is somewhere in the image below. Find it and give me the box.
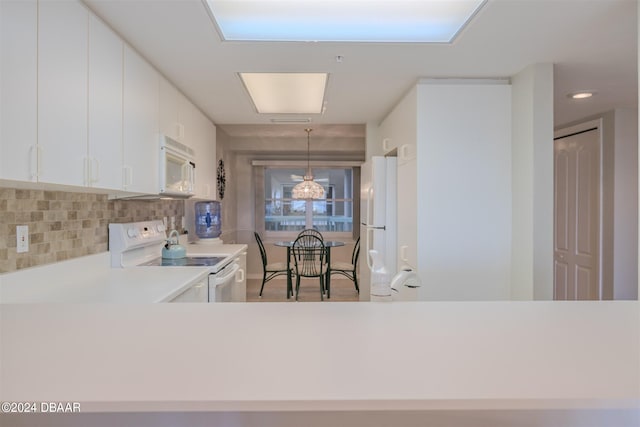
[178,93,199,146]
[193,111,217,199]
[179,95,218,199]
[88,14,123,190]
[160,78,201,146]
[0,0,37,181]
[159,77,181,141]
[123,45,159,194]
[169,279,208,302]
[38,0,88,186]
[379,87,417,157]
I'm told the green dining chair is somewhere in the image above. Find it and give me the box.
[297,228,324,241]
[292,234,327,301]
[329,236,360,293]
[255,232,290,297]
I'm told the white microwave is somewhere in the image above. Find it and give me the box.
[159,135,196,198]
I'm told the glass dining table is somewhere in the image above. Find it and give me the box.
[273,240,345,299]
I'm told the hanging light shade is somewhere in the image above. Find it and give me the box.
[292,128,325,199]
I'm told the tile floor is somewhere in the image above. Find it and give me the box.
[245,278,360,302]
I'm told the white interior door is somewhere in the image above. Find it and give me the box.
[554,125,601,300]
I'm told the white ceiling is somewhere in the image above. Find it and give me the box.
[84,0,637,136]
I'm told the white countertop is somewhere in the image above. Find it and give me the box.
[0,242,247,303]
[0,301,638,426]
[180,234,247,257]
[0,253,210,303]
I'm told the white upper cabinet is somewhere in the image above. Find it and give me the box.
[1,0,212,197]
[159,77,182,142]
[88,14,123,190]
[37,0,88,186]
[123,45,159,194]
[159,76,202,148]
[0,0,37,182]
[159,76,217,198]
[192,111,217,199]
[379,87,417,164]
[178,93,200,147]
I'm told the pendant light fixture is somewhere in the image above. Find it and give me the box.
[292,128,325,199]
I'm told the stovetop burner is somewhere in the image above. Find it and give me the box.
[139,256,227,267]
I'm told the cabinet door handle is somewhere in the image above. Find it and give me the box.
[123,166,132,188]
[236,269,245,283]
[29,145,38,181]
[400,144,412,161]
[92,158,100,184]
[84,157,90,186]
[36,146,42,180]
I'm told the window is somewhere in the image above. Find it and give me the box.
[262,166,357,238]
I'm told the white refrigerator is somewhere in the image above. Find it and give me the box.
[359,156,397,301]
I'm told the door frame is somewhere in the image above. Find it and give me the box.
[553,118,603,299]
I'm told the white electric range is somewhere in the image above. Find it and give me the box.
[109,221,243,302]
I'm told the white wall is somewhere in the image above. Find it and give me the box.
[216,129,238,244]
[365,121,383,158]
[417,82,513,300]
[613,108,639,299]
[510,63,554,300]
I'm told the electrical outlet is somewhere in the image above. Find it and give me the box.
[16,225,29,253]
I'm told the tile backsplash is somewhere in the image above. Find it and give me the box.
[0,187,184,273]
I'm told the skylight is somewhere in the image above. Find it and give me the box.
[239,73,328,114]
[205,0,486,43]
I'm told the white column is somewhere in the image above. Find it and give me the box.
[637,0,640,300]
[510,63,554,300]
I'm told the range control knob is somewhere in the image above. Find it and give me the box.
[127,228,138,238]
[156,224,165,233]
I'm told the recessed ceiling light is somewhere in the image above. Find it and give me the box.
[205,0,486,43]
[240,73,328,114]
[568,91,595,99]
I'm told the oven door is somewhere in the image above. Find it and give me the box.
[209,261,239,302]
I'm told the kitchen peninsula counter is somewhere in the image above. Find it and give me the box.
[0,253,210,303]
[0,242,248,303]
[1,301,638,426]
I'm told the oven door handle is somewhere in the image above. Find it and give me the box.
[215,262,239,283]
